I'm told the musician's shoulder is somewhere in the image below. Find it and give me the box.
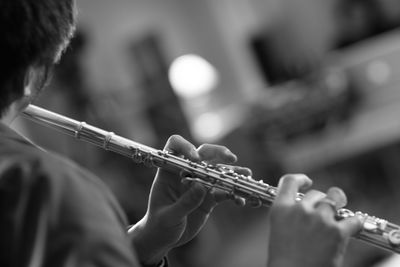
[0,144,108,196]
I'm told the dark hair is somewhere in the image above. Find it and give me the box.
[0,0,77,115]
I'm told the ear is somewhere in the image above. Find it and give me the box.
[13,67,36,113]
[23,67,34,97]
[1,67,38,124]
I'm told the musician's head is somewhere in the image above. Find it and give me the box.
[0,0,77,118]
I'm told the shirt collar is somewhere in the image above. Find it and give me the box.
[0,122,36,147]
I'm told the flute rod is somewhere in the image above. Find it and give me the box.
[21,104,400,254]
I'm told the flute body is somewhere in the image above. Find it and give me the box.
[22,104,400,254]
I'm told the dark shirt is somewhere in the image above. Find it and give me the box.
[0,123,142,266]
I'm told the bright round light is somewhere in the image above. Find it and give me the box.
[168,54,219,98]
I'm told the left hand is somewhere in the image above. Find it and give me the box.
[128,135,250,265]
[266,174,362,267]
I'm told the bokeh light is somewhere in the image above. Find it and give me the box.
[168,54,219,98]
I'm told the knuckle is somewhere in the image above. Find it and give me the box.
[197,143,211,152]
[299,202,314,214]
[197,143,216,155]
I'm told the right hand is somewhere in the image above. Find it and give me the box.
[129,135,246,266]
[266,174,362,267]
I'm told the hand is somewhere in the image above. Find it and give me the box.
[266,174,362,267]
[128,135,250,265]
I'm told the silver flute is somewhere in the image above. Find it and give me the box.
[22,104,400,254]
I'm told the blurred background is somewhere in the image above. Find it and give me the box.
[11,0,400,266]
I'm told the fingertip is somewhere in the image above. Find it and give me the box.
[224,149,237,163]
[234,167,252,177]
[190,149,201,161]
[164,135,200,160]
[276,174,312,204]
[244,167,252,176]
[164,134,182,149]
[326,187,347,208]
[279,173,312,189]
[234,196,246,206]
[301,174,313,189]
[197,144,238,164]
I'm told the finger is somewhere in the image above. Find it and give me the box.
[326,187,347,209]
[315,198,338,219]
[185,188,230,234]
[275,174,312,205]
[164,135,200,161]
[197,144,237,164]
[230,166,252,177]
[339,216,363,236]
[209,188,231,204]
[199,189,226,213]
[301,189,326,209]
[233,196,246,206]
[165,182,207,219]
[214,164,252,177]
[314,187,348,219]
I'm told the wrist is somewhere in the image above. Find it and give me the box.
[128,216,171,265]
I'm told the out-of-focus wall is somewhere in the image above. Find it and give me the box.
[76,0,264,141]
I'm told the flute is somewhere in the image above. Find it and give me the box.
[22,104,400,254]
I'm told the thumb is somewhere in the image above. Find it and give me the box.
[339,215,363,237]
[165,183,207,219]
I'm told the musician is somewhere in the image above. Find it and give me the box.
[0,0,361,267]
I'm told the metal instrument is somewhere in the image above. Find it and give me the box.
[22,104,400,254]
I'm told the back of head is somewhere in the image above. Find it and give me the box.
[0,0,77,115]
